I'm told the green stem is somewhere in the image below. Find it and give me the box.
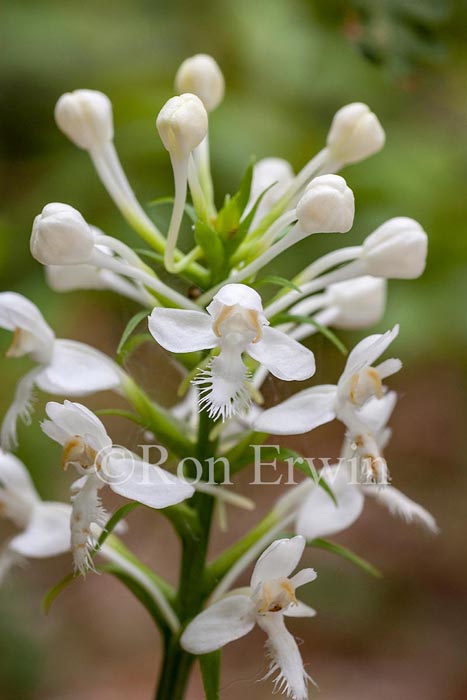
[155,409,217,700]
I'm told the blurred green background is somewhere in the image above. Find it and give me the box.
[1,0,466,698]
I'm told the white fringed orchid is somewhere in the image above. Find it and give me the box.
[0,292,123,450]
[181,536,317,700]
[255,326,401,482]
[149,283,316,421]
[0,450,72,580]
[41,400,195,574]
[278,392,438,538]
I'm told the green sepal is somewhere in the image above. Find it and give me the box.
[199,650,221,700]
[273,313,348,356]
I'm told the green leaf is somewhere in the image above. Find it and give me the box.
[117,309,151,360]
[222,180,275,259]
[215,159,254,239]
[274,313,348,356]
[309,537,382,578]
[199,650,221,700]
[194,220,225,280]
[94,502,141,553]
[253,275,302,294]
[42,572,77,614]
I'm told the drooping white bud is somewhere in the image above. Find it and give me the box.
[296,175,354,234]
[175,54,225,112]
[361,217,428,279]
[54,89,113,150]
[156,93,208,158]
[326,276,387,329]
[327,103,385,166]
[30,203,95,266]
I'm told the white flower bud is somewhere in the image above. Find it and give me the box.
[247,157,294,214]
[156,93,208,158]
[54,90,113,150]
[296,175,354,234]
[326,276,387,329]
[327,103,385,166]
[31,203,95,266]
[175,54,224,112]
[361,217,428,279]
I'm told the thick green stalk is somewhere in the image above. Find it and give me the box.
[155,410,217,700]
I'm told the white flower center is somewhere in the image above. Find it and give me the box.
[212,304,263,345]
[62,436,98,471]
[348,367,383,406]
[254,577,298,615]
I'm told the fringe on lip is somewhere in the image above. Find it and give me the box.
[70,477,108,576]
[192,357,252,422]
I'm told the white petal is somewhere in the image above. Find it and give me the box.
[148,308,217,352]
[295,466,364,540]
[108,460,194,508]
[375,357,402,379]
[290,567,317,589]
[9,502,72,558]
[342,325,399,380]
[248,327,315,381]
[43,400,110,451]
[251,536,305,589]
[363,484,439,533]
[0,292,55,349]
[0,450,39,504]
[257,614,311,700]
[356,391,397,434]
[180,594,255,654]
[36,340,121,395]
[254,385,337,436]
[283,601,317,618]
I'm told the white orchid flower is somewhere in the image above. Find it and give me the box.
[0,450,73,580]
[41,400,195,574]
[181,536,317,700]
[279,391,438,538]
[254,326,401,482]
[149,283,315,421]
[0,292,123,450]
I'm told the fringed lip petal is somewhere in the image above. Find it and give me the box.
[254,385,337,436]
[247,326,315,381]
[251,536,305,590]
[9,502,72,558]
[257,613,311,700]
[363,484,439,534]
[180,594,255,654]
[148,308,217,352]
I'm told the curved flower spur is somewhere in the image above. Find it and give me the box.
[149,283,316,420]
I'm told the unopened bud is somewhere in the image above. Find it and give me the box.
[327,103,385,166]
[31,203,95,266]
[296,175,354,234]
[156,93,208,158]
[175,54,224,112]
[362,217,428,279]
[326,276,387,329]
[55,89,113,150]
